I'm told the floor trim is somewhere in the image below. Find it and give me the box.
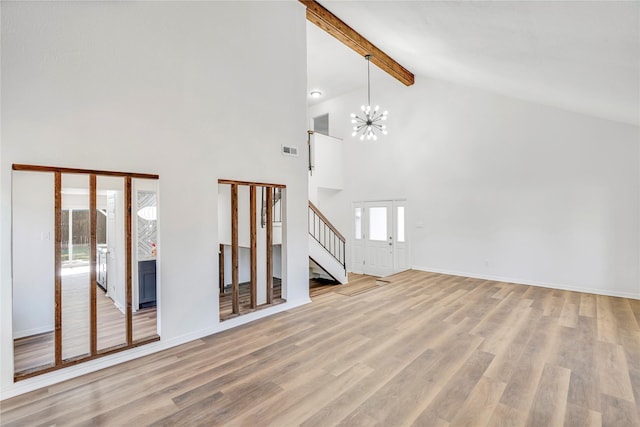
[412,265,640,300]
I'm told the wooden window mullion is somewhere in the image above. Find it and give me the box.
[125,177,133,345]
[219,244,225,295]
[231,184,239,314]
[54,172,62,366]
[266,186,273,304]
[89,175,97,355]
[250,185,257,309]
[13,164,157,180]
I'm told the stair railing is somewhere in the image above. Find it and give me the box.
[308,201,346,274]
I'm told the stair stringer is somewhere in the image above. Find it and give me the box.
[309,234,348,284]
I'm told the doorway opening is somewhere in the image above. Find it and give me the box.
[217,180,286,320]
[11,165,160,381]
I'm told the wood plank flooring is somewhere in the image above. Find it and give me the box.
[13,270,157,375]
[309,273,377,298]
[219,278,284,321]
[2,270,639,426]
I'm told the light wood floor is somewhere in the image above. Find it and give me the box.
[13,270,157,374]
[219,278,284,321]
[2,270,639,426]
[309,273,377,298]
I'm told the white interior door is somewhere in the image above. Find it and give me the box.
[363,202,393,277]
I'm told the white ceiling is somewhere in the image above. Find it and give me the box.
[307,1,640,126]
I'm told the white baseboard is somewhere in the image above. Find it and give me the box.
[112,300,125,314]
[13,325,54,340]
[412,265,640,300]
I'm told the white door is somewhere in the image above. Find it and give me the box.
[363,202,393,277]
[106,191,126,311]
[352,200,408,277]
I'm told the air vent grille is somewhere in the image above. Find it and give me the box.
[281,145,299,157]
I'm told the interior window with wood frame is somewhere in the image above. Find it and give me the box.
[218,180,285,320]
[11,165,160,380]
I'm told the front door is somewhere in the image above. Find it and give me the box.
[364,202,393,276]
[351,201,392,277]
[352,200,408,277]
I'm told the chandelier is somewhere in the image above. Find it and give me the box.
[351,54,388,141]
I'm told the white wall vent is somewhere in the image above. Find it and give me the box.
[281,145,299,157]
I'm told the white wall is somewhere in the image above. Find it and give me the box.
[1,1,309,398]
[310,76,640,299]
[308,132,344,205]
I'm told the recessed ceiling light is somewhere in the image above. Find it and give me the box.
[310,90,322,99]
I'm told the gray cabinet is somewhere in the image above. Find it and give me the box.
[138,260,156,309]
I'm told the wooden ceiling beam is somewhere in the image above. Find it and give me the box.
[300,0,414,86]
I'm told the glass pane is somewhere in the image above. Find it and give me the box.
[13,171,55,373]
[368,207,387,241]
[96,176,126,351]
[397,206,405,243]
[133,179,158,341]
[354,207,362,239]
[61,174,91,361]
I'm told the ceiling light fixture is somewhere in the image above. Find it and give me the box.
[351,54,388,141]
[310,90,322,99]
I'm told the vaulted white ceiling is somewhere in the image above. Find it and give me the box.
[307,1,640,126]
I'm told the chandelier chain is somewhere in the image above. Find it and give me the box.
[367,54,371,108]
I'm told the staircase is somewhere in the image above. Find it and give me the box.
[308,201,348,284]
